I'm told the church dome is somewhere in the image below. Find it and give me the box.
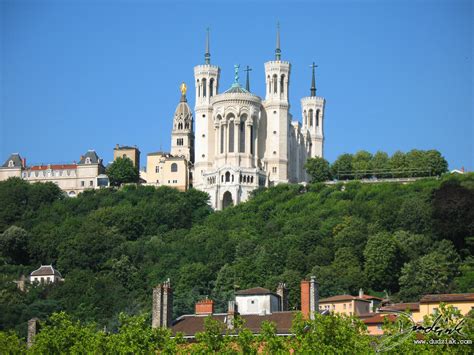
[174,100,192,120]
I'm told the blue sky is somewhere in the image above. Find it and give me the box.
[1,0,472,170]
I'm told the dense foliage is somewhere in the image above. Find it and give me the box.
[306,149,449,182]
[0,172,473,343]
[106,156,139,186]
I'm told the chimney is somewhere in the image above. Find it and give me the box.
[301,276,319,320]
[21,158,26,169]
[226,300,238,330]
[276,282,289,311]
[27,318,40,348]
[152,279,173,328]
[359,288,364,298]
[195,298,214,315]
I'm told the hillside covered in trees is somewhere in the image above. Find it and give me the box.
[0,173,473,337]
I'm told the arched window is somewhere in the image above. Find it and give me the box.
[239,115,246,153]
[316,109,320,127]
[225,171,230,182]
[251,176,254,183]
[202,78,207,97]
[171,163,178,172]
[197,79,200,97]
[185,121,189,129]
[250,125,254,155]
[223,191,233,209]
[280,74,285,94]
[228,120,234,153]
[267,75,271,93]
[85,157,91,164]
[303,110,307,126]
[309,109,314,126]
[209,78,214,97]
[178,122,183,130]
[8,160,14,167]
[232,174,234,182]
[220,125,224,154]
[273,74,278,94]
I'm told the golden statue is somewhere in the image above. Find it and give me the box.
[180,82,187,96]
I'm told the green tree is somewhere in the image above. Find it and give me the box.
[106,157,139,186]
[0,226,29,264]
[331,153,353,180]
[371,151,390,178]
[364,232,401,291]
[352,150,373,179]
[389,151,408,177]
[304,156,332,182]
[193,316,228,353]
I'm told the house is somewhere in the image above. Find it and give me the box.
[29,265,63,284]
[361,313,397,336]
[318,295,371,316]
[152,277,324,339]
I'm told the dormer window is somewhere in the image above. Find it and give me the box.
[85,157,91,164]
[8,160,14,167]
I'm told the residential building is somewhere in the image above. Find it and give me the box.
[29,265,63,284]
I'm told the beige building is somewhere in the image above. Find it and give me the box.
[113,145,141,171]
[379,293,474,323]
[319,295,371,316]
[0,150,108,196]
[29,265,63,284]
[142,152,189,191]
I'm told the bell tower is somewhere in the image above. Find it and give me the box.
[301,62,325,158]
[194,28,220,188]
[171,83,194,162]
[263,22,291,184]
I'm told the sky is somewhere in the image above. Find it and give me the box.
[1,0,472,170]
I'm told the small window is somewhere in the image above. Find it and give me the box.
[8,160,14,167]
[202,154,205,158]
[432,308,439,314]
[155,166,159,173]
[272,167,277,174]
[344,304,346,309]
[171,163,178,172]
[85,157,91,164]
[377,325,382,330]
[89,180,93,187]
[81,181,85,187]
[202,134,206,138]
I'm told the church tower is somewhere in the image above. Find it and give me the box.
[263,23,291,184]
[171,83,194,162]
[301,63,325,158]
[194,29,220,187]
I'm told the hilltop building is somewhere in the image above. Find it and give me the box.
[143,26,327,209]
[0,150,109,196]
[29,265,63,284]
[113,144,141,171]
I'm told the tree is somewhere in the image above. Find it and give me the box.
[364,232,401,291]
[371,151,390,178]
[106,157,139,186]
[389,151,408,177]
[304,157,332,182]
[331,153,353,180]
[352,150,373,179]
[0,226,29,264]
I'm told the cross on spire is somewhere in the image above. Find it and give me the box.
[244,65,252,91]
[275,21,281,61]
[205,27,211,64]
[310,62,318,97]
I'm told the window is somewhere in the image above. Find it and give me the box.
[47,277,51,283]
[273,74,278,93]
[250,126,254,155]
[171,163,178,172]
[377,325,382,330]
[309,109,314,126]
[85,157,91,164]
[220,126,224,154]
[209,78,214,97]
[267,75,271,93]
[155,166,159,173]
[202,78,207,97]
[280,74,285,94]
[177,138,184,146]
[239,117,246,153]
[228,121,234,153]
[316,109,320,127]
[432,308,439,314]
[89,180,93,187]
[8,160,14,167]
[344,304,347,309]
[225,171,230,182]
[272,167,277,174]
[81,181,85,187]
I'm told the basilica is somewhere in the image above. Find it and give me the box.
[159,31,325,209]
[164,27,326,209]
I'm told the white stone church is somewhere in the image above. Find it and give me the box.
[167,27,326,209]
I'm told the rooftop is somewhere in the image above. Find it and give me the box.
[30,265,62,278]
[420,293,474,303]
[378,302,420,312]
[319,295,370,303]
[235,287,275,296]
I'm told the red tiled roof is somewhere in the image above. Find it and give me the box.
[363,314,397,325]
[360,294,384,301]
[319,295,370,303]
[172,312,296,337]
[420,293,474,303]
[29,164,77,170]
[378,303,420,312]
[30,265,62,277]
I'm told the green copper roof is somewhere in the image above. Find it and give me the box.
[224,82,249,94]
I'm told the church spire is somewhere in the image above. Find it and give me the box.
[275,22,281,61]
[310,62,318,97]
[244,65,252,91]
[205,27,211,64]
